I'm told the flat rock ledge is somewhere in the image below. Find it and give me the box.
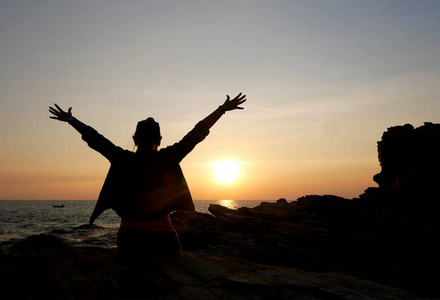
[0,235,417,300]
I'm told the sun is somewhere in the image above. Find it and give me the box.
[214,160,240,184]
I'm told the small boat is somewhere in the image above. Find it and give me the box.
[52,204,65,208]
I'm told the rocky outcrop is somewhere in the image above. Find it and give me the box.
[172,194,440,298]
[0,234,417,300]
[373,122,440,193]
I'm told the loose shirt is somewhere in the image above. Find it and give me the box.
[81,121,210,224]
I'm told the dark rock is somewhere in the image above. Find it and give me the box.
[171,211,220,250]
[276,197,287,204]
[1,246,123,300]
[374,122,440,194]
[8,234,69,254]
[0,248,418,300]
[172,191,440,298]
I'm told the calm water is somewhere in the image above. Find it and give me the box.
[0,200,271,245]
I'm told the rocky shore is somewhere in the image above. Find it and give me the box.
[1,122,439,299]
[2,196,437,299]
[0,220,421,300]
[176,193,439,299]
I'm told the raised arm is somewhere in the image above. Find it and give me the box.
[201,93,246,130]
[49,104,124,161]
[49,104,87,134]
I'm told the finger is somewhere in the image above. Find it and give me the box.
[234,95,246,103]
[235,107,244,110]
[233,93,242,100]
[226,95,230,101]
[238,99,246,105]
[54,104,64,112]
[68,107,72,114]
[49,116,59,119]
[49,108,59,115]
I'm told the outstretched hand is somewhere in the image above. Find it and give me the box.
[49,104,72,122]
[222,93,246,111]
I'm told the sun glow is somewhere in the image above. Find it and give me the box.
[214,160,240,184]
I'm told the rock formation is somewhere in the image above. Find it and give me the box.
[373,122,440,193]
[173,193,439,298]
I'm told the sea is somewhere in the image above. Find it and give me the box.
[0,200,272,248]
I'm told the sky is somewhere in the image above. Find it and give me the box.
[1,0,439,201]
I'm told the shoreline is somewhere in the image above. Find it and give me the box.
[2,194,440,298]
[0,199,276,243]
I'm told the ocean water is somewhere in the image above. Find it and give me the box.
[0,200,271,245]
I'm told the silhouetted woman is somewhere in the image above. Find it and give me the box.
[49,93,246,264]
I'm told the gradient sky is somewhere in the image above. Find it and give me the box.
[1,1,439,201]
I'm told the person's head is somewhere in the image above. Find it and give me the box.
[133,117,162,150]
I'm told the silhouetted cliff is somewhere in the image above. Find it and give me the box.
[373,122,440,194]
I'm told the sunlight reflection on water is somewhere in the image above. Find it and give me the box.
[218,199,236,210]
[195,199,272,213]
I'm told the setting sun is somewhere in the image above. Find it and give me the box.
[214,160,240,184]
